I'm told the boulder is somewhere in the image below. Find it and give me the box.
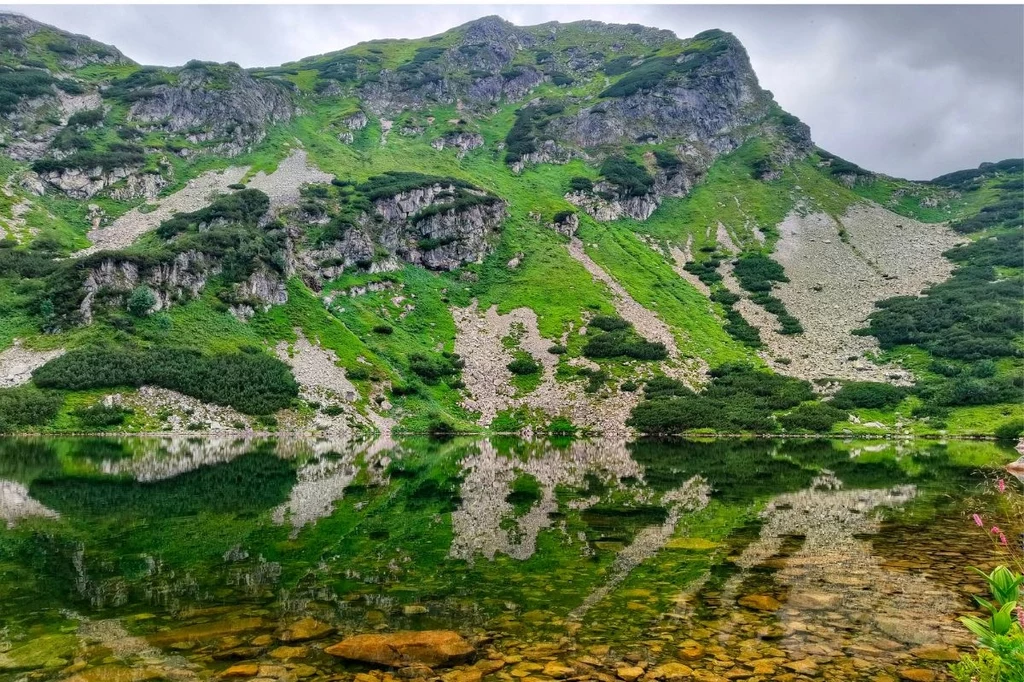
[325,630,475,668]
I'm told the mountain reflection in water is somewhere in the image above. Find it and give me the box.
[0,435,1015,681]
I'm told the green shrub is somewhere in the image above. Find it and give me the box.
[569,177,593,192]
[547,417,577,435]
[0,386,64,432]
[620,380,639,393]
[547,344,567,355]
[994,419,1024,441]
[346,366,371,381]
[590,314,630,332]
[583,330,667,361]
[126,286,156,317]
[830,381,907,410]
[654,149,682,172]
[779,403,847,432]
[33,347,297,414]
[372,324,394,335]
[628,364,814,435]
[66,108,104,128]
[0,68,55,115]
[507,356,540,375]
[600,156,654,197]
[409,352,461,384]
[73,403,132,428]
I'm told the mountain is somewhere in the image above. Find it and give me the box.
[0,12,1020,440]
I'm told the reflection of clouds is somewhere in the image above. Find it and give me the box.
[450,440,644,561]
[0,479,59,527]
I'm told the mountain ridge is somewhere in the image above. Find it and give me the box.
[0,12,1020,440]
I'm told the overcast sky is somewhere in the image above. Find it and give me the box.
[3,4,1021,180]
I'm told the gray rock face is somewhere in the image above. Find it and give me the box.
[38,166,141,200]
[565,186,660,222]
[298,183,507,284]
[227,269,289,320]
[128,66,294,157]
[79,250,220,323]
[431,131,484,157]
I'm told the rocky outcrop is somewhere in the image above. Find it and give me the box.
[565,188,659,222]
[325,631,474,668]
[79,251,220,323]
[37,165,144,200]
[431,131,484,157]
[0,13,132,69]
[373,185,507,270]
[127,64,294,157]
[226,269,288,320]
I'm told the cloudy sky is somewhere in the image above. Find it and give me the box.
[4,4,1021,180]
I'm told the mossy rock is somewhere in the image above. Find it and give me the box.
[0,634,79,671]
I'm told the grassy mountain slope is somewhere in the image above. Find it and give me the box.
[0,13,1020,438]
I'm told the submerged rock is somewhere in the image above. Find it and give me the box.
[0,634,78,671]
[325,630,475,668]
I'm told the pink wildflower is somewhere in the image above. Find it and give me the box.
[1018,607,1024,629]
[998,479,1006,493]
[1000,533,1008,546]
[974,513,984,527]
[992,526,1003,534]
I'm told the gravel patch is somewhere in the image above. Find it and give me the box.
[732,205,961,383]
[75,167,247,257]
[75,149,331,257]
[453,301,644,433]
[244,148,333,208]
[275,330,392,436]
[0,340,64,388]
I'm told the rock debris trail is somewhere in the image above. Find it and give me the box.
[568,238,680,359]
[669,236,710,296]
[453,301,642,432]
[568,237,706,386]
[74,149,331,257]
[275,330,393,437]
[0,340,64,388]
[728,204,962,383]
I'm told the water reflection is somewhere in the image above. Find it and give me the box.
[0,435,1015,682]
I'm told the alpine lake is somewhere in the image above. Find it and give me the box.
[0,435,1018,682]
